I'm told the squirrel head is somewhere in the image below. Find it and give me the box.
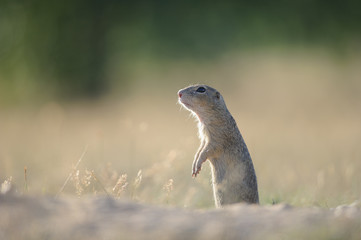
[178,85,227,121]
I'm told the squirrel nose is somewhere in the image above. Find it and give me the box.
[178,91,182,98]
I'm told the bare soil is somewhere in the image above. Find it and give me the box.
[1,193,360,240]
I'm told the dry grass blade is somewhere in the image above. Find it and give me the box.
[90,171,110,197]
[131,170,142,199]
[163,179,174,204]
[55,145,89,198]
[24,167,28,192]
[113,174,128,198]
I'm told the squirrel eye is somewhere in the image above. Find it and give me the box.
[196,87,206,93]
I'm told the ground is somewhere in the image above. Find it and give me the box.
[1,193,360,240]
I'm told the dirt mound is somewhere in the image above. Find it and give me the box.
[0,194,360,240]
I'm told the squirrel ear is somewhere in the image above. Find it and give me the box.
[216,92,220,99]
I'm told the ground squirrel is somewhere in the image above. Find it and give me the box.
[178,85,259,207]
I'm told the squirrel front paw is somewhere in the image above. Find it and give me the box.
[192,159,203,177]
[192,167,201,177]
[192,151,208,178]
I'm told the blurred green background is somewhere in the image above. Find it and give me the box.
[1,0,361,208]
[1,0,360,103]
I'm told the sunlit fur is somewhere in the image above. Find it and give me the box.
[178,84,259,207]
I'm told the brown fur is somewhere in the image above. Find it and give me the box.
[178,85,259,207]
